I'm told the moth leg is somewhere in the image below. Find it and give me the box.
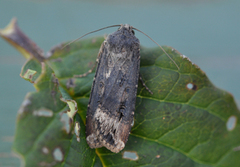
[74,61,98,78]
[139,74,153,94]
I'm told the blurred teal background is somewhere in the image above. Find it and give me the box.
[0,0,239,166]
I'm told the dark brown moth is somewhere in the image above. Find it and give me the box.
[65,24,179,153]
[85,24,140,153]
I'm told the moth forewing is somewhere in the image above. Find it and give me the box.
[86,24,140,153]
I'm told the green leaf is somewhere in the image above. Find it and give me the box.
[14,60,96,167]
[2,18,240,167]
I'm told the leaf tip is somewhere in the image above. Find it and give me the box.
[0,17,17,36]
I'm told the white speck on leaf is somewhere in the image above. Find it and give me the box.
[33,108,53,117]
[18,97,32,114]
[42,147,49,154]
[226,115,237,131]
[53,147,63,162]
[60,112,71,134]
[181,54,194,65]
[74,122,80,142]
[123,151,138,161]
[186,83,194,90]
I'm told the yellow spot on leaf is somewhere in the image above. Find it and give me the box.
[23,69,37,83]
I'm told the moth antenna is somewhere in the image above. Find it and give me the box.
[62,24,121,49]
[132,27,180,70]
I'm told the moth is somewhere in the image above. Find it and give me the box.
[66,24,179,153]
[85,24,140,153]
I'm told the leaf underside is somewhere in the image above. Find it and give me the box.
[1,19,240,167]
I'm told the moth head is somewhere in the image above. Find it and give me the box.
[119,24,135,35]
[106,24,140,53]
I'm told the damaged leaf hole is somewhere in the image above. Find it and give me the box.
[122,151,139,161]
[33,108,53,117]
[74,122,81,142]
[60,98,78,119]
[42,147,49,154]
[23,69,37,82]
[60,112,71,134]
[18,98,31,114]
[226,115,237,131]
[186,83,197,90]
[66,100,78,119]
[53,147,63,162]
